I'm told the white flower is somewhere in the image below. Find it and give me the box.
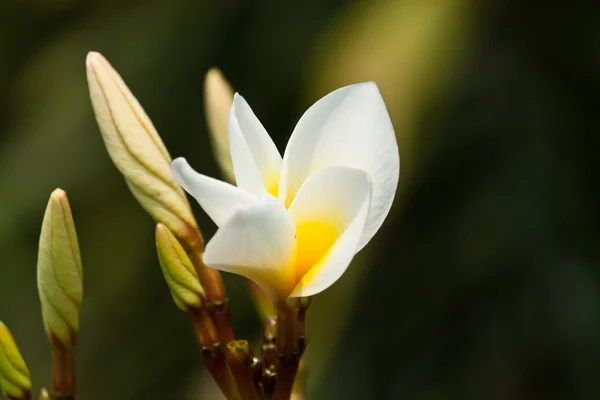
[172,82,399,301]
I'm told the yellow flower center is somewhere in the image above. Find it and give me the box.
[267,182,279,198]
[294,219,341,281]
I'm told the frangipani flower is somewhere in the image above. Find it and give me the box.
[172,82,399,301]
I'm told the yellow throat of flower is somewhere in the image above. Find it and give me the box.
[294,219,341,283]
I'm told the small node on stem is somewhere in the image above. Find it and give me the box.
[225,341,260,400]
[262,365,277,397]
[38,388,50,400]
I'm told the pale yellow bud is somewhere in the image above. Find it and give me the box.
[204,68,235,183]
[37,189,83,346]
[86,52,201,247]
[155,223,205,311]
[0,322,31,399]
[39,388,50,400]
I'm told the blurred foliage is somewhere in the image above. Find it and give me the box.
[1,0,600,399]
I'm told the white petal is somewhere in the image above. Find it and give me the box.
[203,195,297,300]
[171,158,255,227]
[280,82,399,250]
[229,94,282,196]
[287,165,371,297]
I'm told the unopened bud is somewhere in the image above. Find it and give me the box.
[204,68,235,183]
[37,189,83,346]
[86,52,201,248]
[0,322,31,399]
[155,223,205,311]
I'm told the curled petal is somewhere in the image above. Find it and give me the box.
[37,189,83,346]
[229,94,282,196]
[203,195,296,301]
[280,82,399,250]
[288,165,371,297]
[172,157,256,227]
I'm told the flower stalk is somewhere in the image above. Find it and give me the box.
[272,300,301,400]
[225,341,260,400]
[49,337,75,399]
[86,51,236,348]
[261,317,277,370]
[182,244,235,344]
[155,224,237,398]
[37,189,82,399]
[188,308,238,400]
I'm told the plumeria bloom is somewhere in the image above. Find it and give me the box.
[172,82,399,301]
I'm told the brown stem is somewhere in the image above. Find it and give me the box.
[225,341,260,400]
[250,357,263,392]
[273,302,300,400]
[188,307,238,399]
[275,303,298,357]
[262,317,278,369]
[262,365,277,397]
[212,302,235,344]
[7,392,30,400]
[50,336,75,398]
[273,356,299,400]
[184,239,235,343]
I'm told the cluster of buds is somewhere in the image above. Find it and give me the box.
[1,189,83,400]
[85,52,318,399]
[1,44,398,399]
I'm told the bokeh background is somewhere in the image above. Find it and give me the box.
[2,0,600,399]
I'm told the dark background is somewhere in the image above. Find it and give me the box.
[1,1,599,399]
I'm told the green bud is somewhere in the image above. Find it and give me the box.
[204,68,235,183]
[86,52,202,249]
[37,189,83,346]
[39,388,50,400]
[155,223,205,310]
[0,322,31,399]
[225,340,251,363]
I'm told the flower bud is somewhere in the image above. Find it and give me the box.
[225,340,260,400]
[37,189,83,346]
[204,68,235,183]
[86,52,201,248]
[0,322,31,399]
[39,388,50,400]
[155,223,205,310]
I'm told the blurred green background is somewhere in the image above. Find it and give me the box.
[2,0,600,399]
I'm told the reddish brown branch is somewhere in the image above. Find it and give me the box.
[272,302,301,400]
[184,239,235,343]
[50,335,75,399]
[188,307,238,399]
[225,341,260,400]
